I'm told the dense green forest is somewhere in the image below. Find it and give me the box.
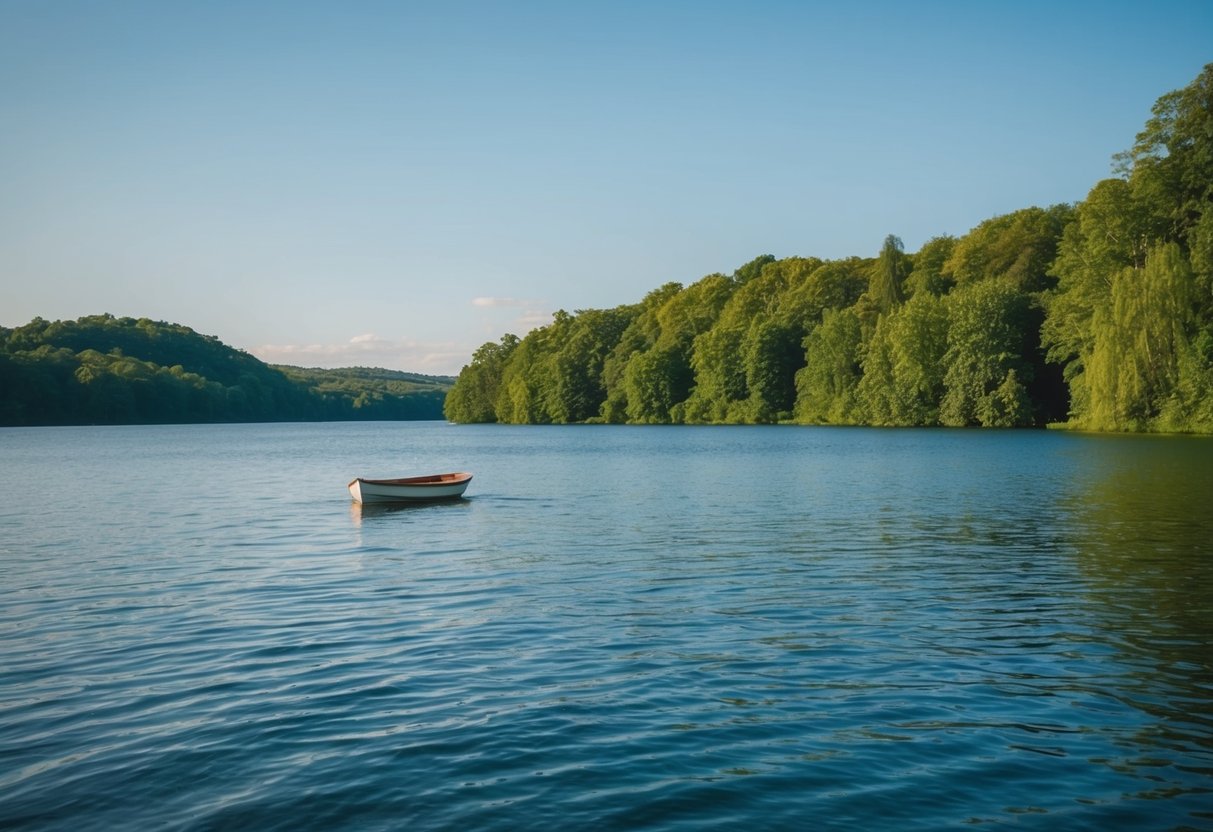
[446,65,1213,433]
[0,315,451,425]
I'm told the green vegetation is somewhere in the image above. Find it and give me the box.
[447,64,1213,433]
[272,365,450,421]
[0,315,451,425]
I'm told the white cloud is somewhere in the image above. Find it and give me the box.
[472,297,539,308]
[250,333,473,375]
[515,310,554,330]
[470,296,553,333]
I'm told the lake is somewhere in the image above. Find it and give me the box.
[1,422,1211,830]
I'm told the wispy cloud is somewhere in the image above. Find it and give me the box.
[472,297,541,309]
[471,296,553,333]
[250,334,472,375]
[514,310,554,330]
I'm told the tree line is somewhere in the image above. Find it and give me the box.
[445,65,1213,433]
[0,315,451,425]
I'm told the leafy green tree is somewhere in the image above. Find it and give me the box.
[1083,243,1193,429]
[1043,65,1213,431]
[940,280,1035,426]
[684,325,746,422]
[740,316,802,421]
[904,235,957,298]
[1164,333,1213,431]
[654,274,735,352]
[495,331,556,424]
[869,234,908,313]
[1115,63,1213,430]
[856,292,949,425]
[684,257,820,422]
[977,369,1034,427]
[547,307,636,423]
[779,258,869,329]
[732,254,777,285]
[1115,63,1213,247]
[1041,179,1154,420]
[444,334,520,423]
[943,206,1074,292]
[623,344,688,424]
[612,274,734,422]
[793,308,863,424]
[600,283,683,422]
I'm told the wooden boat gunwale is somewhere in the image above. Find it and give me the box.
[348,472,473,488]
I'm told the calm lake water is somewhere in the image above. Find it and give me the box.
[1,422,1211,831]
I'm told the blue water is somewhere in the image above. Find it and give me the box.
[1,423,1211,830]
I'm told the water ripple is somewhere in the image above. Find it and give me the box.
[1,424,1211,830]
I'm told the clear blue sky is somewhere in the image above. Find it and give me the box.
[2,1,1211,374]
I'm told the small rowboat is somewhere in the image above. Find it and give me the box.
[348,472,473,504]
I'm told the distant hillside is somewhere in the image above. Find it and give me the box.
[273,365,454,422]
[0,315,453,426]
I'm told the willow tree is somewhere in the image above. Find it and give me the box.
[1084,243,1193,429]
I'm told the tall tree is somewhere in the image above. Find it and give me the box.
[870,234,908,314]
[1115,63,1213,247]
[1083,243,1193,429]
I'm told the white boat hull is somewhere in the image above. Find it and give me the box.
[348,473,472,504]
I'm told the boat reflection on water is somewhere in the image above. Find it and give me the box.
[349,496,472,525]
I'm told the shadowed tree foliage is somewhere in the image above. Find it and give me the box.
[740,316,802,422]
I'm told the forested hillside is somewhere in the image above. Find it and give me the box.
[446,65,1213,433]
[0,315,452,425]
